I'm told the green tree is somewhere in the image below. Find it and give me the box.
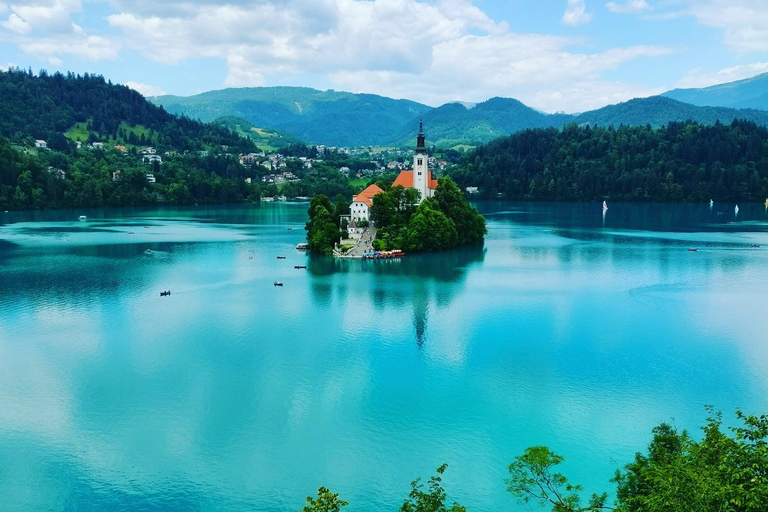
[506,446,610,512]
[401,464,467,512]
[299,487,348,512]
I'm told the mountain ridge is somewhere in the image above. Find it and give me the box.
[150,77,768,147]
[662,73,768,111]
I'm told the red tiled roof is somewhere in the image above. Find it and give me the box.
[353,184,384,207]
[392,170,438,191]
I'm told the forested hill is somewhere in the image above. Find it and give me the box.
[573,96,768,128]
[0,69,265,210]
[449,120,768,202]
[0,68,255,153]
[151,87,430,147]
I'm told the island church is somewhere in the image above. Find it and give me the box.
[349,121,437,228]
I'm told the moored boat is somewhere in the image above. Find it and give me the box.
[79,215,87,221]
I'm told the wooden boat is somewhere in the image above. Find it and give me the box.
[688,248,698,252]
[277,256,286,259]
[273,281,283,287]
[296,243,309,250]
[145,249,152,254]
[294,265,307,269]
[160,290,171,296]
[78,215,87,221]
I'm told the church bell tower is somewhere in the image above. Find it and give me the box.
[413,119,428,201]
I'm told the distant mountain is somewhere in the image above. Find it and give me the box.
[573,96,768,128]
[152,85,768,148]
[151,87,430,147]
[663,73,768,111]
[392,98,572,147]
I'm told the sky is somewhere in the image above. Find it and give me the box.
[0,0,767,113]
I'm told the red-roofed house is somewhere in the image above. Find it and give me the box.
[350,183,384,222]
[392,120,437,202]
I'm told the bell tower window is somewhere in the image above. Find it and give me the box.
[417,158,423,166]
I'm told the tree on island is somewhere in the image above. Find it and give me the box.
[305,194,345,255]
[370,176,486,252]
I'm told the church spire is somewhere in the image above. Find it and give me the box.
[416,118,426,154]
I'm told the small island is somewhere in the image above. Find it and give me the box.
[305,122,486,256]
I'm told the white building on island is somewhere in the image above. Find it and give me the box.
[350,183,384,223]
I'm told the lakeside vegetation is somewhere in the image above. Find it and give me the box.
[300,409,768,512]
[450,120,768,202]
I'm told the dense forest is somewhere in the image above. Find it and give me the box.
[450,120,768,202]
[0,69,269,209]
[299,409,768,512]
[0,135,261,209]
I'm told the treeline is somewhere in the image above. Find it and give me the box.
[450,120,768,202]
[0,68,255,153]
[0,136,261,209]
[371,178,486,252]
[300,410,768,512]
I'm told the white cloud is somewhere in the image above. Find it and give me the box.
[1,1,117,62]
[676,62,768,88]
[102,0,672,112]
[126,80,167,96]
[688,0,768,54]
[563,0,593,26]
[18,28,119,61]
[2,13,32,34]
[606,0,651,15]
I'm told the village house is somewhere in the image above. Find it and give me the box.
[142,154,162,164]
[139,147,156,155]
[89,142,104,150]
[240,153,260,167]
[112,170,122,182]
[146,173,156,184]
[35,140,47,149]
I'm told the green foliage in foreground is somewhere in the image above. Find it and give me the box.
[371,177,486,252]
[301,410,768,512]
[450,120,768,202]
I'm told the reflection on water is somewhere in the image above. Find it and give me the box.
[0,202,767,512]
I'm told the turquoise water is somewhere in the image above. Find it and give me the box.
[1,202,767,511]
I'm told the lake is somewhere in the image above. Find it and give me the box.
[1,201,767,511]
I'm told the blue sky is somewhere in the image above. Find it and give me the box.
[0,0,766,113]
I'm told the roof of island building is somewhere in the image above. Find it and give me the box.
[392,170,438,190]
[352,184,384,207]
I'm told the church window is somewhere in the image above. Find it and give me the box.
[417,172,422,176]
[417,158,423,166]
